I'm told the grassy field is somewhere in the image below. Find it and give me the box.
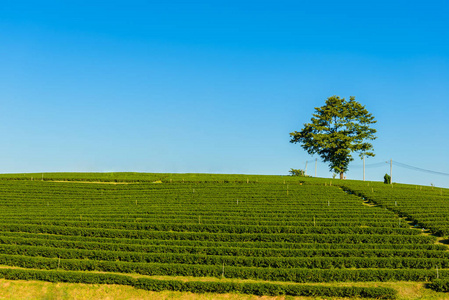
[0,172,447,299]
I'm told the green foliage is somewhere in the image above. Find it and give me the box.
[336,180,449,237]
[290,96,376,178]
[289,168,304,176]
[0,173,448,297]
[384,174,391,184]
[428,279,449,292]
[2,242,449,270]
[0,267,397,298]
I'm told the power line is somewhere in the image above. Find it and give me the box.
[303,158,449,178]
[393,161,449,177]
[351,162,387,168]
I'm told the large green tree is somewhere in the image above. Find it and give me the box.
[290,96,377,179]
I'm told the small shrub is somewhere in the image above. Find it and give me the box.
[289,169,304,176]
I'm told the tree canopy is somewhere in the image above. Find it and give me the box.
[290,96,377,179]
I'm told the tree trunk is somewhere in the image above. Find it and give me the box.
[340,172,344,180]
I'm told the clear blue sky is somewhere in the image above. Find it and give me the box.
[1,1,448,187]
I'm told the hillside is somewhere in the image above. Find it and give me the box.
[0,173,448,299]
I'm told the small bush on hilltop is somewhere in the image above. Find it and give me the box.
[289,169,305,176]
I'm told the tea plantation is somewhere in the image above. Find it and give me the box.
[0,173,448,298]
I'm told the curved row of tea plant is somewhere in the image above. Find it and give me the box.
[0,235,444,258]
[0,267,397,298]
[338,180,449,237]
